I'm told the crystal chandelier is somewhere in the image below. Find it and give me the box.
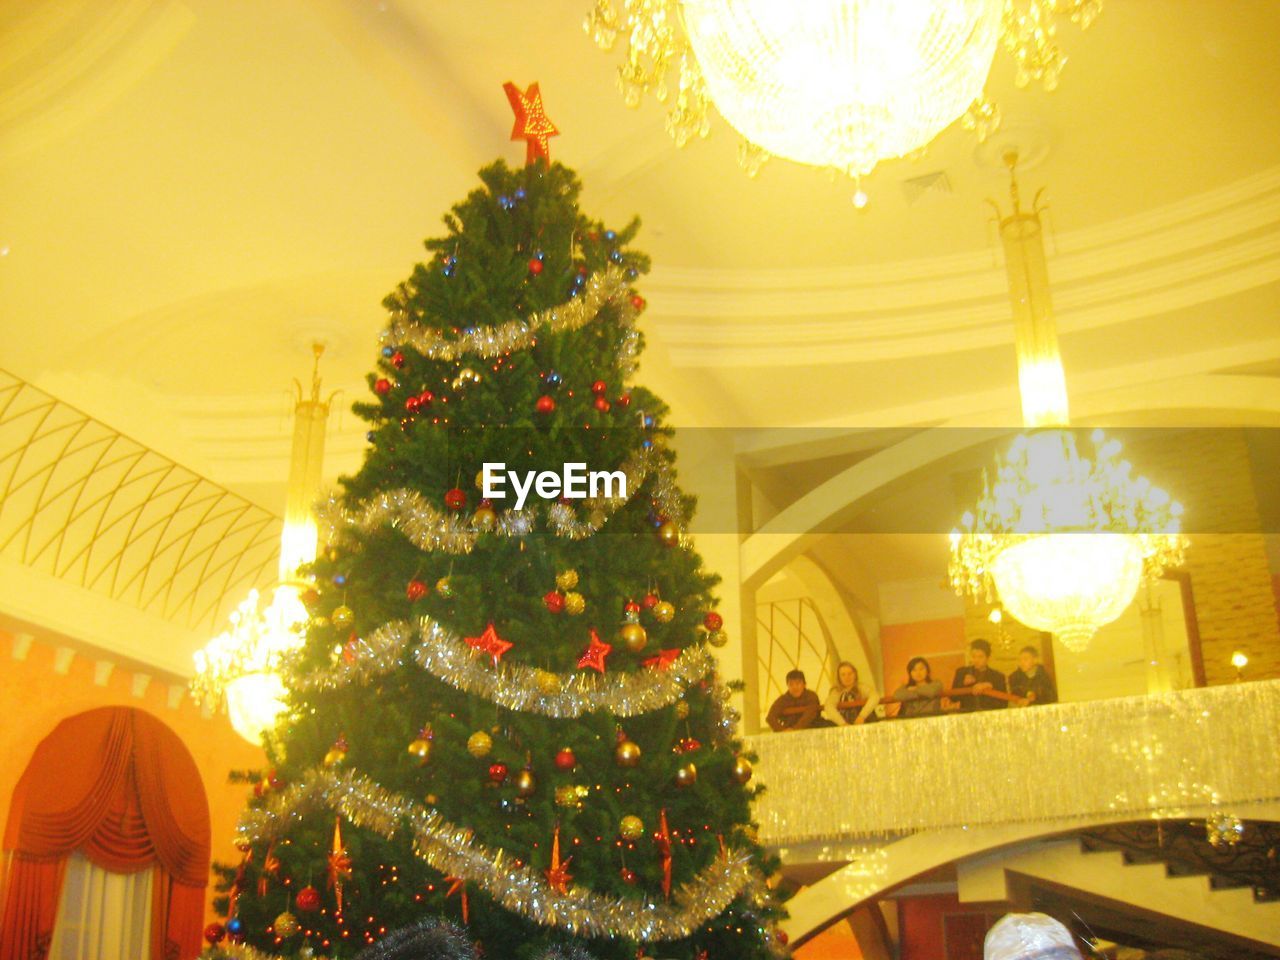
[948,157,1186,652]
[191,345,332,744]
[585,0,1101,180]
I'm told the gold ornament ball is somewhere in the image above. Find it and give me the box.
[331,605,354,630]
[514,769,537,797]
[675,763,698,788]
[555,785,587,809]
[732,756,753,785]
[435,577,453,598]
[467,731,493,758]
[556,569,579,591]
[452,368,481,390]
[706,629,728,648]
[534,669,561,697]
[274,911,300,938]
[323,746,346,767]
[474,506,497,531]
[619,815,645,840]
[563,592,585,616]
[475,470,486,489]
[674,700,690,720]
[615,739,642,767]
[619,622,648,653]
[656,521,679,547]
[652,600,675,623]
[407,738,431,765]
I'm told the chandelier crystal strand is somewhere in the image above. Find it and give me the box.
[587,0,1100,180]
[192,345,332,744]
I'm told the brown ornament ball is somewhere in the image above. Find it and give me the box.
[732,756,754,785]
[706,629,729,648]
[563,591,585,616]
[514,769,537,797]
[331,605,354,630]
[467,731,493,758]
[407,738,431,765]
[656,521,679,547]
[615,739,642,767]
[675,763,698,788]
[620,815,645,840]
[652,600,675,623]
[619,622,648,653]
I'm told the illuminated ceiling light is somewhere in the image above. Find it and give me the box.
[191,344,333,744]
[586,0,1101,181]
[948,156,1186,652]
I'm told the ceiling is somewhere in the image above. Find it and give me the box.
[2,0,1279,655]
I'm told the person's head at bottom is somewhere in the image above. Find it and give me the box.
[984,913,1083,960]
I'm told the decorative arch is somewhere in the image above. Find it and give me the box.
[0,706,211,960]
[742,375,1280,589]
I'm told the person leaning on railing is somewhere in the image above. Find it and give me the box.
[891,656,945,718]
[1008,645,1058,706]
[765,668,834,731]
[825,660,881,725]
[951,638,1008,711]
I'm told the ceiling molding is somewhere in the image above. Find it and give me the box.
[645,166,1280,365]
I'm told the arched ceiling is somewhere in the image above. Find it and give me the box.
[1,0,1278,515]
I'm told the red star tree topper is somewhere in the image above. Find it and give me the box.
[503,81,559,164]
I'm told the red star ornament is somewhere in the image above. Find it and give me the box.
[656,808,673,900]
[327,818,353,913]
[503,81,559,164]
[544,824,574,895]
[577,628,613,673]
[444,875,470,924]
[466,621,513,667]
[642,648,680,671]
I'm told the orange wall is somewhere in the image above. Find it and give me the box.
[879,617,967,708]
[898,894,1001,960]
[0,630,265,925]
[794,921,864,960]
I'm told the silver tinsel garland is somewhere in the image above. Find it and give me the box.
[238,768,772,942]
[293,616,715,719]
[316,447,687,555]
[384,266,642,378]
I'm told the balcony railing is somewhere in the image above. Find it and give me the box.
[745,679,1280,846]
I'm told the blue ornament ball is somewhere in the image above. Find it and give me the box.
[381,346,394,358]
[514,187,526,200]
[604,229,617,241]
[333,573,347,587]
[226,918,244,935]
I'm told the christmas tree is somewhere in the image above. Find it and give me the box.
[206,87,785,960]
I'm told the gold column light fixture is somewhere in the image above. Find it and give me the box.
[192,344,333,744]
[585,0,1101,183]
[948,155,1187,652]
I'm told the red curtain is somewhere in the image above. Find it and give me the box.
[0,707,211,960]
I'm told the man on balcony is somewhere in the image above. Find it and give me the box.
[951,638,1008,711]
[766,669,830,731]
[1008,645,1058,706]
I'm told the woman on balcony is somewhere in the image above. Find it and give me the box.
[892,656,945,718]
[825,660,881,725]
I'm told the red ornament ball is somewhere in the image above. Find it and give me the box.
[488,762,509,784]
[617,393,631,407]
[295,885,322,913]
[631,294,646,310]
[419,390,434,407]
[406,579,428,601]
[591,379,607,395]
[374,378,392,395]
[535,395,556,414]
[528,258,544,275]
[444,488,467,511]
[620,867,638,884]
[391,351,405,368]
[593,397,611,412]
[405,395,421,413]
[776,930,790,946]
[300,587,320,608]
[642,593,659,609]
[623,600,641,614]
[204,922,226,945]
[704,612,724,632]
[554,747,577,771]
[543,590,565,614]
